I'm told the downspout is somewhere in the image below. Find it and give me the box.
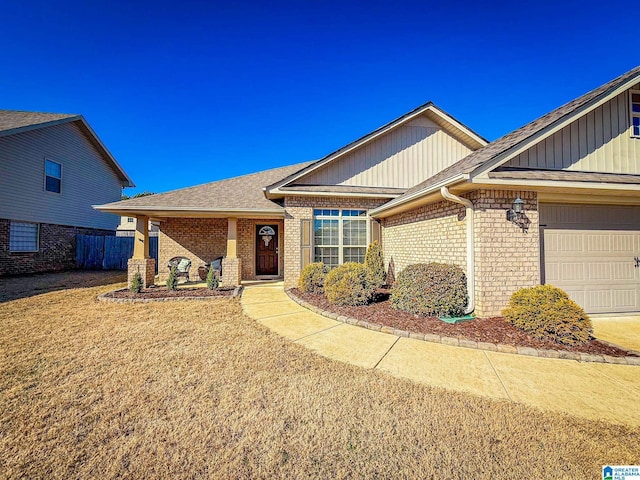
[440,186,475,315]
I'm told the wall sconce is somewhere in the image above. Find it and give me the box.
[506,196,525,223]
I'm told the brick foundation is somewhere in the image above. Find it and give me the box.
[128,258,156,288]
[0,218,113,276]
[221,257,242,286]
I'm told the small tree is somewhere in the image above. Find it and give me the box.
[364,241,385,288]
[166,265,178,291]
[129,272,143,294]
[206,266,219,290]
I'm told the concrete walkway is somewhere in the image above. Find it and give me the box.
[241,282,640,427]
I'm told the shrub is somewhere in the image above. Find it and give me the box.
[206,266,219,290]
[502,285,592,346]
[364,241,385,288]
[166,265,178,291]
[324,262,376,306]
[129,272,143,294]
[390,263,467,317]
[299,262,329,294]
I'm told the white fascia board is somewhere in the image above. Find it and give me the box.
[78,117,135,187]
[472,75,640,179]
[427,106,488,147]
[267,188,401,199]
[93,205,285,218]
[0,115,82,138]
[368,174,469,217]
[471,177,640,192]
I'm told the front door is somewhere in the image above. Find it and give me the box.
[256,225,278,276]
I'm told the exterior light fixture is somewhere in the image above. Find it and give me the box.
[506,196,525,223]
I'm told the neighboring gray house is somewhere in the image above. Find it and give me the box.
[0,110,134,275]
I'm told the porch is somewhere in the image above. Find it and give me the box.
[128,215,284,287]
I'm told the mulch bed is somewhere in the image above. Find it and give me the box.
[291,288,637,358]
[105,286,236,299]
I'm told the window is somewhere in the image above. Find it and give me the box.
[10,222,39,252]
[45,159,62,193]
[127,217,135,223]
[313,209,368,268]
[630,90,640,137]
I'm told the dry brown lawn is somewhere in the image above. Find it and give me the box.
[1,271,638,479]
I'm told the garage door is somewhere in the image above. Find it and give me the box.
[540,204,640,314]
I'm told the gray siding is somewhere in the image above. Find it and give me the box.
[506,85,640,174]
[0,122,123,230]
[300,116,474,188]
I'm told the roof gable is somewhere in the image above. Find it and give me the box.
[0,110,134,187]
[371,65,640,216]
[265,102,487,196]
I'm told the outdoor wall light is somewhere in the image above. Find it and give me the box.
[506,196,525,222]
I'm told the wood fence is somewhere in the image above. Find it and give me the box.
[76,235,158,272]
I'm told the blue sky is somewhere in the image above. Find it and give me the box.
[2,0,636,195]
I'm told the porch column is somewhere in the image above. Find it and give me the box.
[128,215,156,288]
[222,217,242,286]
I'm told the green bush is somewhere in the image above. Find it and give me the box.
[206,266,219,290]
[502,285,592,346]
[364,241,385,288]
[390,263,467,317]
[299,262,330,294]
[166,265,178,291]
[129,272,143,294]
[324,262,376,306]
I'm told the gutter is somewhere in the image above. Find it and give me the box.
[440,186,475,315]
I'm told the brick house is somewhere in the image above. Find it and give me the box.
[0,110,134,275]
[97,66,640,316]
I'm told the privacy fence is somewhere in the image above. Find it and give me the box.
[76,234,158,272]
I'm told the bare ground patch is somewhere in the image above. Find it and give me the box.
[1,272,638,479]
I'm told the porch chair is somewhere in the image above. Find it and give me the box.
[168,256,192,282]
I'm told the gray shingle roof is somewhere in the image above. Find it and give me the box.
[375,65,640,213]
[0,110,79,134]
[97,161,314,213]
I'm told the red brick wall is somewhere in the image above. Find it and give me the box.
[0,218,113,276]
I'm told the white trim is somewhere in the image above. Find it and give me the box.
[267,188,402,199]
[368,174,469,217]
[44,158,62,194]
[312,209,369,267]
[630,89,640,138]
[255,223,280,277]
[470,177,640,192]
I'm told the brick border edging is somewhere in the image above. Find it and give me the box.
[286,289,640,366]
[97,286,244,304]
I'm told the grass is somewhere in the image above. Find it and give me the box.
[1,271,639,479]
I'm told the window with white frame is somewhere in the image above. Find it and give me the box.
[313,209,368,268]
[630,90,640,137]
[45,159,62,193]
[10,222,39,252]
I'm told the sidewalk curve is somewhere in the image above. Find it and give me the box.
[241,282,640,427]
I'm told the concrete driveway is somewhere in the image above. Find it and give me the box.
[241,282,640,427]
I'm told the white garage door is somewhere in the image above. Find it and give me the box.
[540,204,640,314]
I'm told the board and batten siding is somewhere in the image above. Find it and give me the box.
[0,122,123,230]
[299,116,474,188]
[505,86,640,173]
